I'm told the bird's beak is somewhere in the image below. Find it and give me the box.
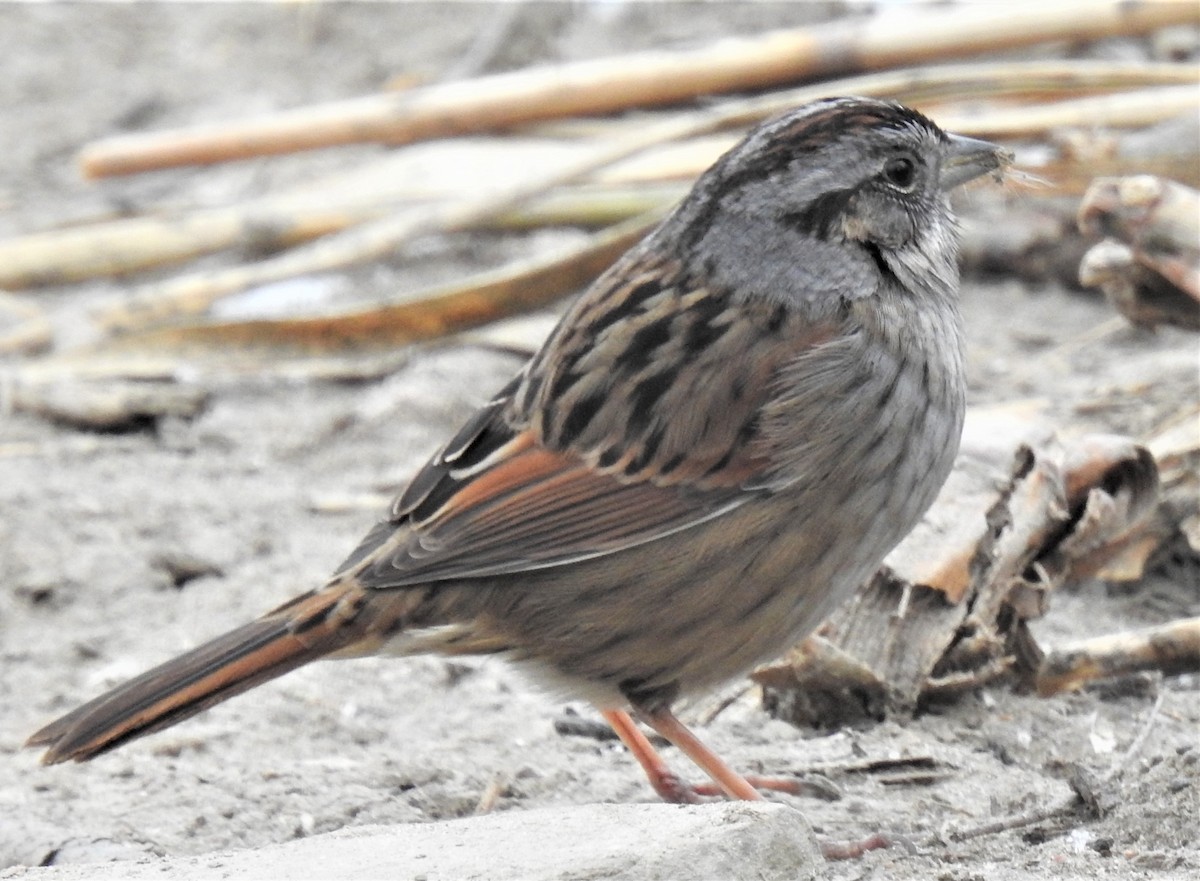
[940,133,1009,190]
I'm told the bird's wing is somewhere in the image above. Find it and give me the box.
[338,252,839,588]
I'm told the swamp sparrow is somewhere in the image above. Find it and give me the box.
[29,97,1005,804]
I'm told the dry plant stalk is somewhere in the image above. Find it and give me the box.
[1035,617,1200,697]
[1079,175,1200,264]
[0,178,419,290]
[932,84,1200,140]
[93,212,661,357]
[1034,113,1200,195]
[3,61,1189,292]
[77,2,1198,177]
[541,60,1198,145]
[597,85,1200,185]
[86,105,734,335]
[1079,241,1199,331]
[0,138,667,291]
[1083,405,1200,585]
[755,415,1162,729]
[0,291,52,355]
[5,379,210,431]
[1078,175,1200,330]
[1146,406,1200,553]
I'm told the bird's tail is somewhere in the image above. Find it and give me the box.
[26,583,373,764]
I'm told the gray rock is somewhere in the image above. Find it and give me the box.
[2,802,820,881]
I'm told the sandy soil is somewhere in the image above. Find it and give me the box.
[1,4,1197,879]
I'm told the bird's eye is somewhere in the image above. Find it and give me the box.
[883,156,917,190]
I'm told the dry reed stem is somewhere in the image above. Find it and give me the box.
[7,62,1190,291]
[90,113,716,334]
[95,211,662,356]
[78,3,1199,177]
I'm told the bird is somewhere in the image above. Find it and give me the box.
[27,97,1005,804]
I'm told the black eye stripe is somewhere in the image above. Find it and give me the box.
[779,186,855,238]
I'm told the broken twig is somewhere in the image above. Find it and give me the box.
[1036,619,1200,697]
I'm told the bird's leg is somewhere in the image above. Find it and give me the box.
[601,707,762,802]
[606,707,895,862]
[600,709,703,804]
[634,705,763,801]
[603,707,841,802]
